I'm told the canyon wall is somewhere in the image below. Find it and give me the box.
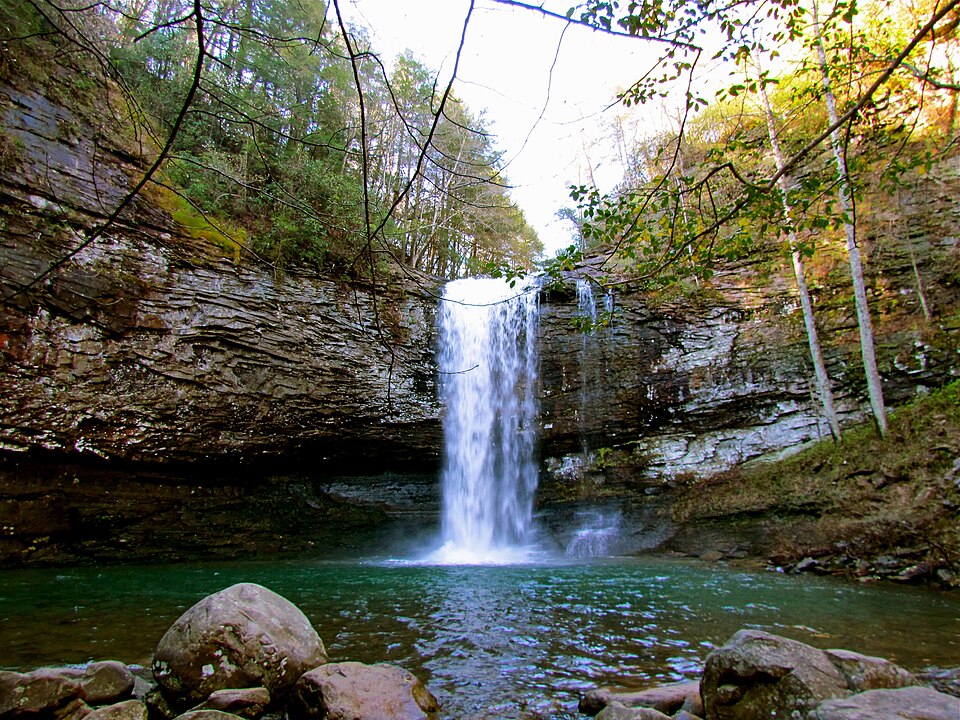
[1,60,958,565]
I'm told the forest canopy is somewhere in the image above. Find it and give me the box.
[0,0,543,279]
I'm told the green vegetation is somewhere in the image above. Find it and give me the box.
[551,0,959,437]
[1,0,542,279]
[674,381,960,568]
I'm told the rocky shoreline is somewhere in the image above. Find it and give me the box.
[2,582,958,720]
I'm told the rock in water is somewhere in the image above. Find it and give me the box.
[152,583,327,702]
[824,648,917,692]
[0,669,85,718]
[700,629,850,720]
[83,700,148,720]
[42,662,136,706]
[594,703,672,720]
[579,681,701,715]
[809,686,960,720]
[291,662,439,720]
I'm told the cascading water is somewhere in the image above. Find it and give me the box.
[432,277,540,563]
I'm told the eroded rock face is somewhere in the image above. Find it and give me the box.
[152,583,327,703]
[2,62,959,568]
[0,80,442,470]
[538,247,959,484]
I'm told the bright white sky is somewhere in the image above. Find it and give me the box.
[339,0,667,256]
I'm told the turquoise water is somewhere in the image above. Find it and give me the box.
[1,556,958,719]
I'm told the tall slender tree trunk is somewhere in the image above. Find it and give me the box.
[811,0,889,436]
[760,79,842,440]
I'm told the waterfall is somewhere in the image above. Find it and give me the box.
[432,277,540,563]
[565,511,621,558]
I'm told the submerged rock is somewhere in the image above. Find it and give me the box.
[290,662,439,720]
[152,583,326,703]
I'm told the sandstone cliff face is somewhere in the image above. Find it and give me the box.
[1,61,958,566]
[538,237,959,487]
[0,78,443,471]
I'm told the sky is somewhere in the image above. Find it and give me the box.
[338,0,665,256]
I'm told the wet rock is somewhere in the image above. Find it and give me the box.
[143,687,177,720]
[190,689,270,718]
[290,662,439,720]
[679,690,705,717]
[792,557,828,574]
[672,712,703,720]
[808,686,960,719]
[918,667,960,698]
[152,583,326,703]
[171,711,245,720]
[594,702,671,720]
[0,669,85,719]
[83,700,147,720]
[46,662,135,705]
[700,629,850,720]
[936,568,958,588]
[892,561,935,582]
[824,649,917,691]
[580,681,700,715]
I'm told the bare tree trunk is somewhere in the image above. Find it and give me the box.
[811,0,889,436]
[760,79,842,440]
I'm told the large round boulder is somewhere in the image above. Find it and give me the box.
[701,629,850,720]
[290,662,439,720]
[152,583,327,703]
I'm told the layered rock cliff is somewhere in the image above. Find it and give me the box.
[1,47,958,566]
[0,77,443,471]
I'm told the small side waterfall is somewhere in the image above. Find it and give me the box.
[433,277,540,563]
[565,510,621,558]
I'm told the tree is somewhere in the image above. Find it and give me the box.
[808,0,888,435]
[758,66,842,440]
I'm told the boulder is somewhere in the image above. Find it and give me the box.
[0,669,85,718]
[809,686,960,719]
[673,712,703,720]
[143,687,177,720]
[171,712,246,720]
[679,690,705,717]
[190,689,270,718]
[824,648,917,691]
[580,681,701,715]
[152,583,327,703]
[700,629,850,720]
[290,662,439,720]
[594,702,671,720]
[83,701,147,720]
[45,662,135,706]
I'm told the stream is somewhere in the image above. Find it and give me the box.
[2,555,958,719]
